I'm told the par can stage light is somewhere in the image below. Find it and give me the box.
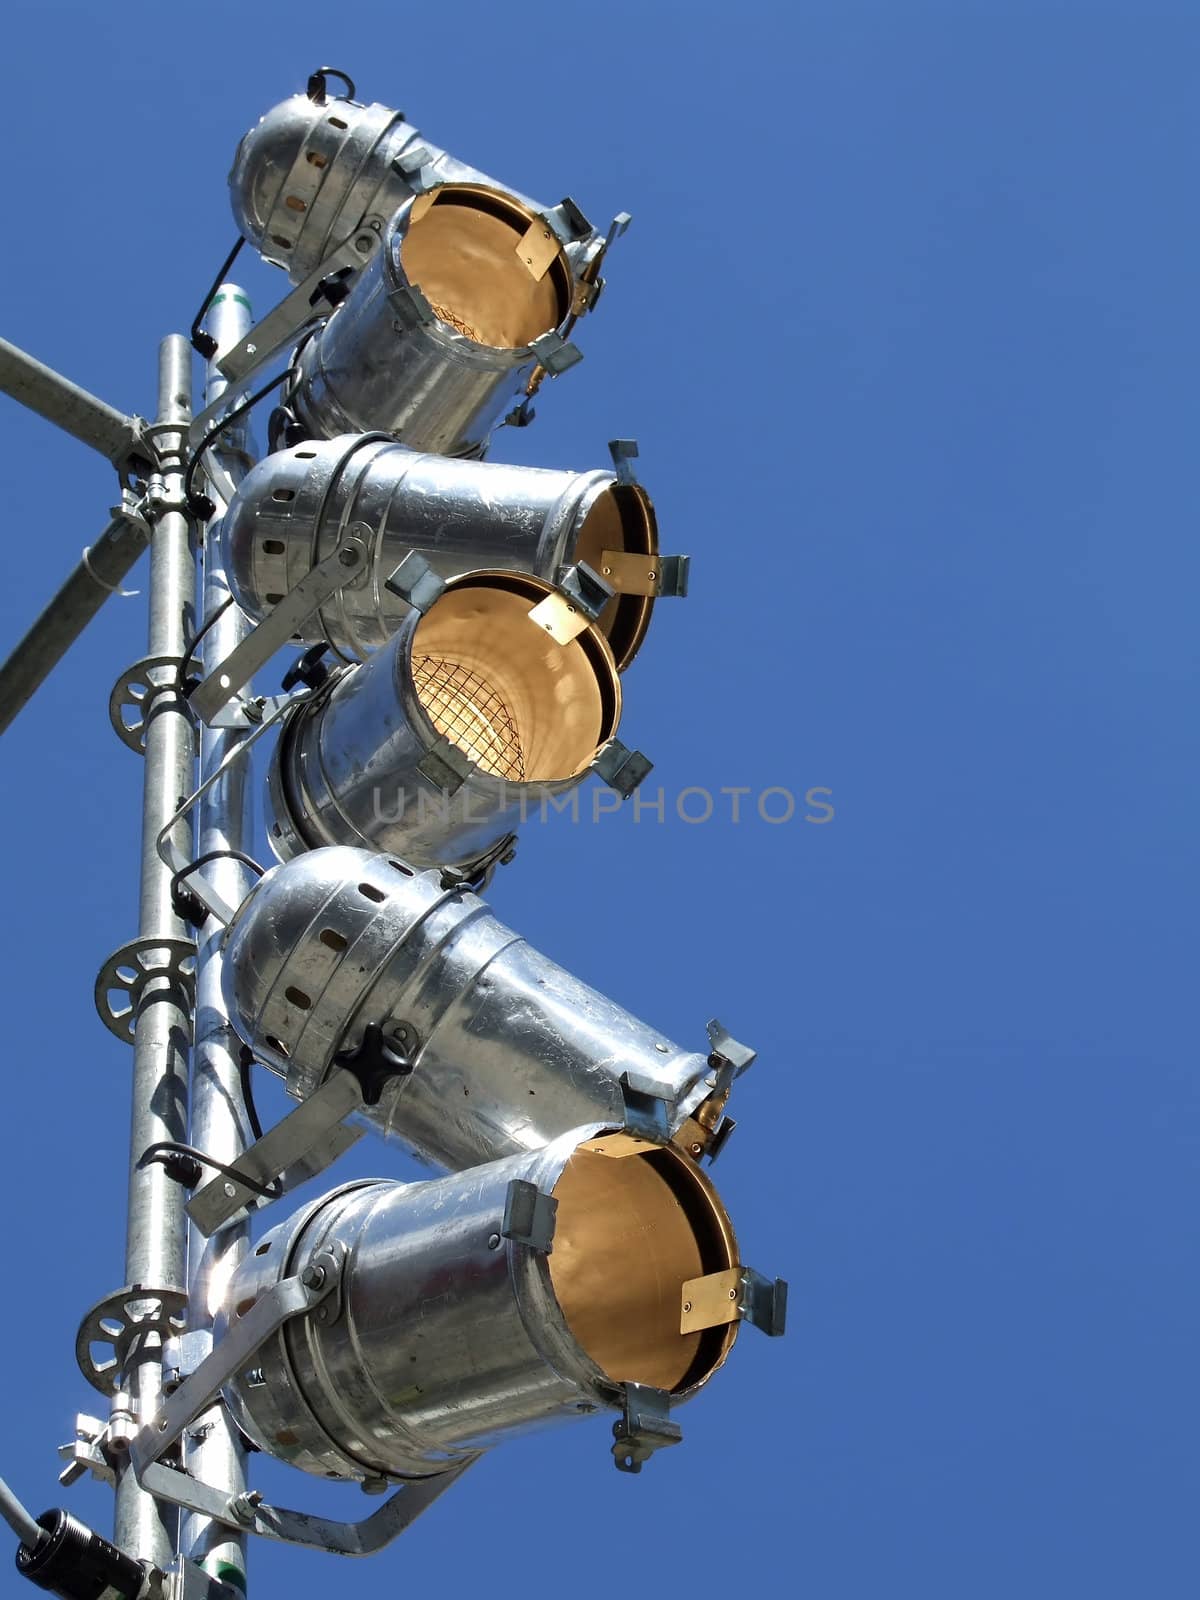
[220,433,685,672]
[230,86,608,295]
[222,847,744,1172]
[288,183,590,458]
[264,568,644,873]
[218,1125,782,1482]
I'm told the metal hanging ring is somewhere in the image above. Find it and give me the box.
[306,67,356,104]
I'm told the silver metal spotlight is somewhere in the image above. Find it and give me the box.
[264,566,649,874]
[287,183,591,457]
[221,846,745,1173]
[220,433,686,673]
[215,1125,784,1481]
[229,84,610,294]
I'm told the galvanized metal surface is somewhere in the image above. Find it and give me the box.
[112,335,196,1568]
[219,433,667,670]
[289,185,583,458]
[229,89,606,294]
[263,570,623,870]
[221,847,733,1171]
[218,1128,740,1480]
[182,286,257,1589]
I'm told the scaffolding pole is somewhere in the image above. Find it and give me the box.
[182,285,257,1594]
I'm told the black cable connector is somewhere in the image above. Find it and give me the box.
[190,237,246,359]
[15,1509,145,1600]
[183,367,295,520]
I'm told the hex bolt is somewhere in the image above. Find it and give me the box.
[301,1263,326,1290]
[223,1183,237,1199]
[683,1301,692,1313]
[228,1490,264,1525]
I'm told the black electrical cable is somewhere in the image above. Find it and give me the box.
[138,1141,280,1200]
[177,596,235,691]
[238,1045,266,1143]
[183,365,296,518]
[169,848,264,905]
[190,236,247,359]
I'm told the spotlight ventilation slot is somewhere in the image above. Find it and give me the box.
[413,655,526,781]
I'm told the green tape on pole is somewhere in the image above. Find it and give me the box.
[210,1561,248,1595]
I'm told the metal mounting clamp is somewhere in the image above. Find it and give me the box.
[127,1250,475,1555]
[705,1018,757,1092]
[610,1384,681,1474]
[500,1180,557,1253]
[385,551,446,613]
[529,330,583,377]
[187,1068,368,1236]
[592,737,653,797]
[94,939,196,1046]
[190,530,370,724]
[620,1072,674,1144]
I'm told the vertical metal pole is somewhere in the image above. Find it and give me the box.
[183,285,256,1594]
[113,336,194,1565]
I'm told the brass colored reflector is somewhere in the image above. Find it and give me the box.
[549,1143,739,1394]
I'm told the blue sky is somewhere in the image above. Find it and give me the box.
[0,3,1196,1597]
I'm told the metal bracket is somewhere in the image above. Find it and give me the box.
[620,1072,673,1144]
[553,561,614,623]
[739,1268,789,1337]
[385,551,446,613]
[416,736,475,797]
[94,939,196,1046]
[139,1457,473,1556]
[109,655,196,756]
[529,330,583,376]
[187,1069,367,1236]
[154,689,312,927]
[75,1285,189,1395]
[190,530,370,724]
[501,1180,557,1253]
[391,144,433,180]
[210,221,386,390]
[705,1018,757,1092]
[607,437,640,486]
[544,196,595,245]
[610,1384,681,1474]
[57,1414,117,1488]
[596,550,690,600]
[678,1266,788,1337]
[592,738,653,797]
[130,1253,341,1479]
